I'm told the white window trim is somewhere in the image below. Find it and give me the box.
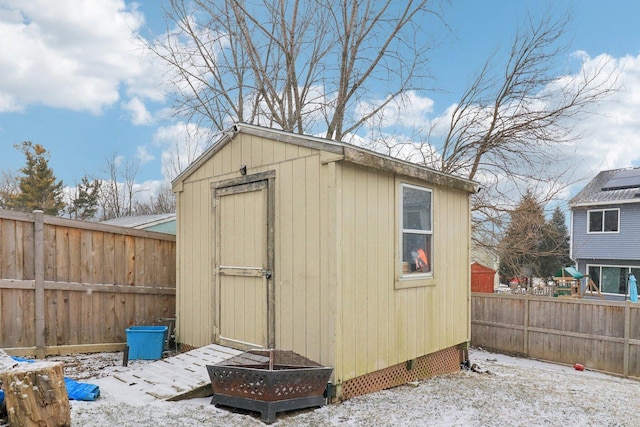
[587,208,620,234]
[396,183,434,289]
[586,263,638,296]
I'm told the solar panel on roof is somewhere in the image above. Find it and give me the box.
[601,168,640,191]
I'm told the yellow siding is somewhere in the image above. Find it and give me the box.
[274,155,326,364]
[177,133,332,365]
[333,163,471,383]
[176,178,214,347]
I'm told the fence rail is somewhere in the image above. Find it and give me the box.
[0,209,176,357]
[471,293,640,378]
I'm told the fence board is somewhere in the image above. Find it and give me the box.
[472,293,640,379]
[0,209,176,357]
[2,220,17,279]
[68,228,81,283]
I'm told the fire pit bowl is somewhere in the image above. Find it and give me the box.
[206,349,333,423]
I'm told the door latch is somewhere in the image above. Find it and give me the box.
[262,270,273,279]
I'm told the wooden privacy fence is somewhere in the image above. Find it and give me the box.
[471,293,640,379]
[0,209,176,357]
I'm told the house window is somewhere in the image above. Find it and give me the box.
[587,265,640,296]
[400,184,432,277]
[588,208,619,233]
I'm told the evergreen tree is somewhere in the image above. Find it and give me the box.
[498,190,547,282]
[8,141,65,216]
[538,207,571,277]
[68,176,102,220]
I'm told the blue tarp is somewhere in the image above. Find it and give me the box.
[64,377,100,401]
[9,357,100,401]
[630,274,638,303]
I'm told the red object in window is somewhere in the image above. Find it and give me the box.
[415,248,429,271]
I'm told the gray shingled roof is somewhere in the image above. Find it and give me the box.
[101,213,175,229]
[570,167,640,207]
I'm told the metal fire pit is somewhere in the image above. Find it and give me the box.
[206,349,333,423]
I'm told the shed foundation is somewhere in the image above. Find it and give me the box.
[338,345,462,401]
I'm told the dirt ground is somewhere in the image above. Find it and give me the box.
[4,348,640,426]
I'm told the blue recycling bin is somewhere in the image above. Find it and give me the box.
[125,326,168,360]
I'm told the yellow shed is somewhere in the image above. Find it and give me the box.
[172,123,478,400]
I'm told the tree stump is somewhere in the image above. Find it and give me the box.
[0,361,70,427]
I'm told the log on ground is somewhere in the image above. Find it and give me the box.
[0,361,70,427]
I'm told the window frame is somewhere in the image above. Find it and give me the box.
[587,208,620,234]
[396,182,435,289]
[586,263,640,296]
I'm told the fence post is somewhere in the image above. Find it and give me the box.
[33,210,45,358]
[624,301,630,377]
[523,295,529,356]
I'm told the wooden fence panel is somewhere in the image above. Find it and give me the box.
[472,293,640,379]
[0,209,176,357]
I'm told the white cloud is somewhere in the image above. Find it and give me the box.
[355,90,435,130]
[122,97,153,125]
[136,145,154,165]
[566,53,640,177]
[0,0,161,115]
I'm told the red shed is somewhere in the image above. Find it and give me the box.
[471,262,496,293]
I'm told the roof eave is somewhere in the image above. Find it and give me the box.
[171,122,479,194]
[570,198,640,208]
[171,127,236,190]
[342,147,479,193]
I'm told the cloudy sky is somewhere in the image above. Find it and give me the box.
[0,0,639,203]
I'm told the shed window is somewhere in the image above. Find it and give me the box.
[401,184,432,277]
[588,208,619,233]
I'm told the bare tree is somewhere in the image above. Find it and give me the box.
[132,183,176,215]
[154,0,442,141]
[0,170,19,209]
[436,14,616,180]
[419,13,617,253]
[98,154,142,220]
[161,125,210,181]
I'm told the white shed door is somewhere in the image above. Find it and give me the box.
[215,181,269,349]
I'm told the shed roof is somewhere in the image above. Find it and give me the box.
[101,213,176,229]
[471,262,496,274]
[570,167,640,207]
[172,123,479,194]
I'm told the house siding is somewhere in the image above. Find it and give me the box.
[572,203,640,261]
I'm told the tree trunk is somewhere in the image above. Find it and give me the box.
[0,361,70,427]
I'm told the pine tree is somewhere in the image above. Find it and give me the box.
[538,207,571,277]
[68,176,102,220]
[8,142,65,216]
[498,190,547,282]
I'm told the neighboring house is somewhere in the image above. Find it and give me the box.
[101,213,176,235]
[569,167,640,300]
[171,123,479,400]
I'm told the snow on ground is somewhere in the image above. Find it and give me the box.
[19,348,640,426]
